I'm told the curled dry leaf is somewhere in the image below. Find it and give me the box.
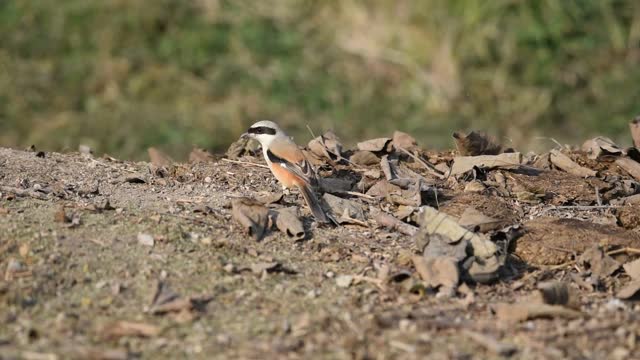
[550,150,597,178]
[225,137,252,160]
[191,147,217,163]
[581,137,624,160]
[231,197,271,241]
[450,153,522,176]
[357,137,392,153]
[453,131,502,156]
[274,207,305,240]
[308,131,343,161]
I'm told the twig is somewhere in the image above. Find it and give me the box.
[345,191,377,200]
[396,146,445,179]
[605,247,640,256]
[221,158,269,169]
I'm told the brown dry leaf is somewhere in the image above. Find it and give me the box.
[417,206,497,258]
[578,246,620,278]
[274,207,305,240]
[458,207,504,232]
[631,116,640,148]
[148,147,173,167]
[322,193,365,222]
[615,157,640,181]
[318,177,354,195]
[365,180,402,198]
[494,302,582,323]
[191,147,217,163]
[308,131,343,161]
[357,137,392,152]
[550,149,597,177]
[392,131,418,151]
[616,280,640,300]
[256,191,283,205]
[102,321,161,340]
[450,153,522,176]
[350,150,380,166]
[581,137,624,160]
[231,198,271,241]
[623,258,640,280]
[411,255,459,291]
[453,131,502,156]
[537,281,580,309]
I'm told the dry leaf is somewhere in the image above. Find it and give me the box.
[494,302,582,323]
[616,280,640,300]
[623,258,640,280]
[256,191,283,205]
[308,131,343,161]
[365,180,402,198]
[357,137,392,152]
[318,178,354,195]
[412,255,459,291]
[417,206,497,258]
[450,153,522,176]
[350,151,380,166]
[581,137,623,160]
[550,150,597,177]
[322,193,365,221]
[148,147,173,167]
[225,137,251,160]
[231,198,271,241]
[467,255,501,284]
[274,207,305,240]
[54,206,71,223]
[578,246,620,278]
[453,131,502,156]
[458,207,504,233]
[103,321,161,340]
[392,131,418,151]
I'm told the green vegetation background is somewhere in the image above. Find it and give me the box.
[1,1,639,159]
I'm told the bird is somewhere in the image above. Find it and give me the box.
[241,120,330,223]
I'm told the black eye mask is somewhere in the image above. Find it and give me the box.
[247,126,277,135]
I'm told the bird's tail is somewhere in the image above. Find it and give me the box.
[298,184,330,224]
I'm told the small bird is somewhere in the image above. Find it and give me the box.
[242,120,330,223]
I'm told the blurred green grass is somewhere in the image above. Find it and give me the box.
[1,0,639,159]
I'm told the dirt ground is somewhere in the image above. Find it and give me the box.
[1,143,640,360]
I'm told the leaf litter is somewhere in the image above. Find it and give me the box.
[2,120,640,358]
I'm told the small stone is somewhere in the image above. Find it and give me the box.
[204,177,212,183]
[335,275,353,288]
[137,233,155,247]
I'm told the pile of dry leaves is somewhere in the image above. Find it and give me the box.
[224,120,640,306]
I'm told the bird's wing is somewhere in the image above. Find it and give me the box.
[266,139,316,186]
